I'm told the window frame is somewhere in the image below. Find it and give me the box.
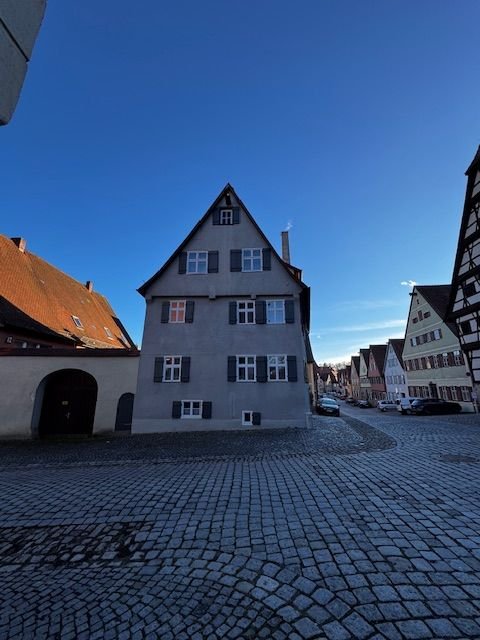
[242,410,254,426]
[266,300,285,324]
[267,354,287,382]
[72,315,83,329]
[237,355,256,382]
[104,326,113,339]
[237,301,255,324]
[163,355,182,382]
[186,251,208,274]
[242,248,263,272]
[220,209,233,225]
[169,300,186,323]
[181,400,203,419]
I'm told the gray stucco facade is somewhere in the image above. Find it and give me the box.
[132,185,311,432]
[0,0,46,125]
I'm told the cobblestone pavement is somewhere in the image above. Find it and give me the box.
[0,409,479,639]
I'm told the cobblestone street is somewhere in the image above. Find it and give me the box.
[1,407,479,639]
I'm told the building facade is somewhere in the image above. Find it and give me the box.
[448,146,480,408]
[368,344,387,403]
[359,348,371,401]
[384,339,408,400]
[350,356,360,399]
[403,285,474,412]
[132,185,312,432]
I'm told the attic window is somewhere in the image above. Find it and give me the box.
[72,316,84,329]
[104,327,113,339]
[220,209,233,225]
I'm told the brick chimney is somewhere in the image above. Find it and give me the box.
[11,237,26,253]
[86,281,94,292]
[281,231,291,264]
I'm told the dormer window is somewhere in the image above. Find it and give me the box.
[72,316,83,328]
[104,327,113,339]
[220,209,233,225]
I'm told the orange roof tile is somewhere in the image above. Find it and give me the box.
[0,235,135,349]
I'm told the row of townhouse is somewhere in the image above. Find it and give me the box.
[340,146,480,413]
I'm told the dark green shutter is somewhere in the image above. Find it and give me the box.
[178,252,187,274]
[202,402,212,419]
[181,357,190,382]
[228,356,236,381]
[212,209,220,225]
[185,300,195,323]
[255,300,266,324]
[154,357,164,382]
[262,248,271,271]
[285,300,295,323]
[233,207,240,224]
[287,356,298,382]
[208,251,219,273]
[256,356,267,382]
[161,301,170,323]
[230,250,242,272]
[229,301,237,324]
[252,412,261,425]
[172,401,182,419]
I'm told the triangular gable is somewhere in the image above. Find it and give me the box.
[137,183,308,297]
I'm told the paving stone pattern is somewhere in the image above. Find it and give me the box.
[0,408,479,639]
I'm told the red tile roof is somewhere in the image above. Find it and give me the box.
[0,235,135,349]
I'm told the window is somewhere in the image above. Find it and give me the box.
[181,400,202,418]
[220,209,233,225]
[451,387,459,401]
[464,282,476,298]
[237,301,255,324]
[163,356,182,382]
[461,320,472,335]
[237,355,256,381]
[170,301,186,323]
[424,311,431,318]
[268,355,287,381]
[432,354,439,368]
[461,386,472,402]
[434,328,442,340]
[72,316,83,328]
[413,318,418,324]
[453,350,463,366]
[242,411,253,426]
[104,327,113,339]
[442,353,449,367]
[267,300,285,324]
[418,310,423,321]
[187,251,208,274]
[242,248,262,272]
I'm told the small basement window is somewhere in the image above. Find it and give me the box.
[72,315,83,328]
[242,411,253,426]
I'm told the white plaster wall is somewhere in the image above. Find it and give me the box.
[0,355,139,438]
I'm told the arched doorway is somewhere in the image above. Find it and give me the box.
[37,369,98,437]
[115,393,134,432]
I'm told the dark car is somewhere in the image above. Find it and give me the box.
[345,397,356,404]
[317,398,340,416]
[357,400,372,408]
[410,398,461,415]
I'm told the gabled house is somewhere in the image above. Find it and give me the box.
[132,184,312,432]
[337,366,351,397]
[448,146,480,407]
[384,339,408,400]
[0,235,135,350]
[350,356,360,399]
[368,344,387,403]
[403,285,474,412]
[359,348,371,400]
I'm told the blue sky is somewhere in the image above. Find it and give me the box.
[2,1,479,362]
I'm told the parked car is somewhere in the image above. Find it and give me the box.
[377,400,397,412]
[357,400,372,408]
[317,397,340,416]
[396,397,422,415]
[345,397,356,404]
[410,398,462,415]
